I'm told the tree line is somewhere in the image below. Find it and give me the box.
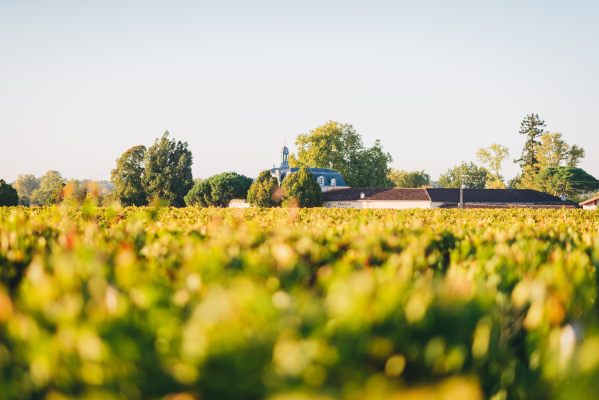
[107,131,326,208]
[0,129,327,208]
[433,114,597,201]
[2,116,597,207]
[277,115,598,201]
[110,132,194,207]
[1,121,394,208]
[106,121,396,208]
[1,171,114,208]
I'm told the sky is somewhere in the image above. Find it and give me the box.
[1,1,598,184]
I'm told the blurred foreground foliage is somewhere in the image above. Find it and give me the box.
[1,205,599,399]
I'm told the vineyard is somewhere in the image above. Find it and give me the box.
[1,205,599,400]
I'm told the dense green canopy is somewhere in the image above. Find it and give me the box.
[289,120,392,187]
[143,132,194,207]
[438,162,489,189]
[185,172,253,207]
[110,132,193,207]
[388,169,431,188]
[0,180,18,206]
[281,166,323,208]
[535,167,599,198]
[111,145,148,206]
[247,170,281,207]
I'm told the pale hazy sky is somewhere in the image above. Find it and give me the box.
[1,1,598,183]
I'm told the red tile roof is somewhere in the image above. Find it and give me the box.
[322,187,425,201]
[363,188,431,201]
[580,195,599,206]
[322,187,580,208]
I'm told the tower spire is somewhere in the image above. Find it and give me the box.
[280,140,289,168]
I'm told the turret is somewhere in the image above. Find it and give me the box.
[280,145,289,168]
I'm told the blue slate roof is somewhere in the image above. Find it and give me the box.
[269,167,348,187]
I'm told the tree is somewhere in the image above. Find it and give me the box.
[289,120,362,172]
[510,165,540,190]
[84,181,102,205]
[18,196,30,207]
[0,180,18,206]
[476,143,509,188]
[14,174,40,202]
[143,131,193,207]
[60,180,101,205]
[535,167,599,198]
[438,162,489,189]
[537,133,569,169]
[63,180,84,203]
[31,171,65,206]
[185,181,210,207]
[514,114,546,172]
[567,145,585,167]
[111,145,148,206]
[537,133,585,169]
[486,179,507,189]
[46,183,66,205]
[344,140,393,187]
[508,173,522,189]
[388,169,430,188]
[281,166,323,208]
[247,171,281,207]
[289,120,393,187]
[185,172,253,207]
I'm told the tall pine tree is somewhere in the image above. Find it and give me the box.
[514,114,546,173]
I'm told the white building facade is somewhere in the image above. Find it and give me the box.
[580,196,599,210]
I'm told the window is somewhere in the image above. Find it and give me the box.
[317,176,324,185]
[331,178,336,187]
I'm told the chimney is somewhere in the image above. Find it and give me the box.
[360,192,365,199]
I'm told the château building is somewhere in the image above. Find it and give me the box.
[269,144,348,192]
